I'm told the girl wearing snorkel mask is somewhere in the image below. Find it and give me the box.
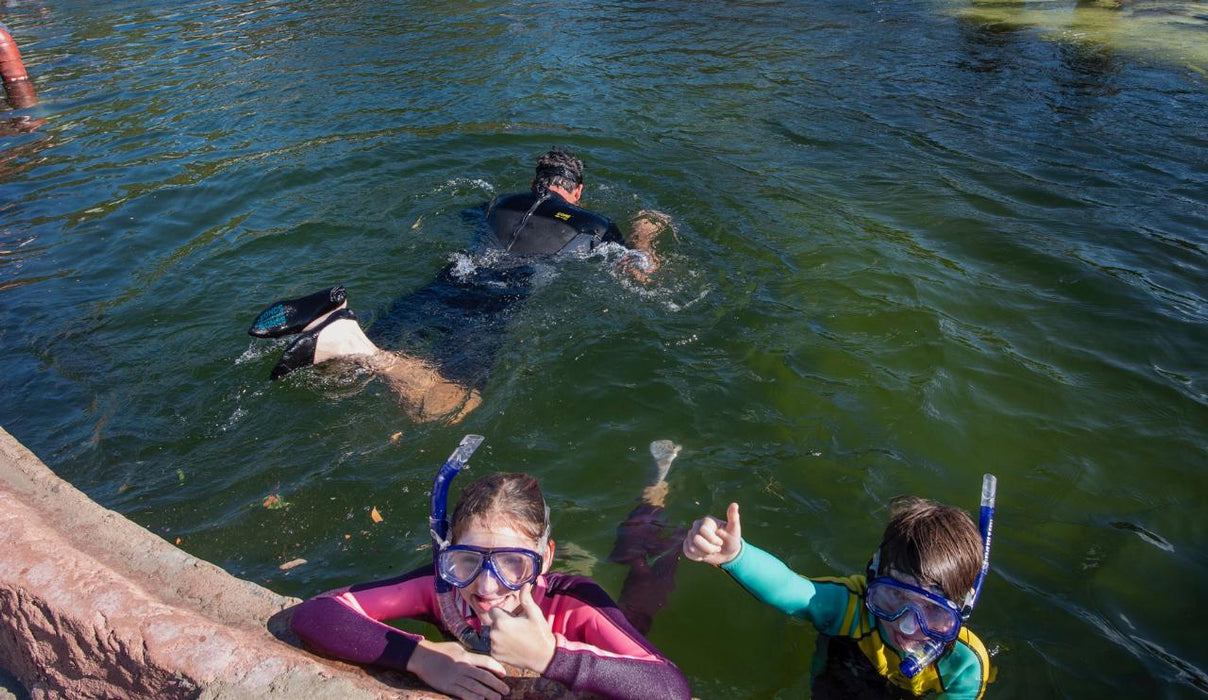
[684,478,997,698]
[291,468,690,700]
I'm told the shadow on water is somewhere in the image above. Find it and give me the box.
[0,666,29,700]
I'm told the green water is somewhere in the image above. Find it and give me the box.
[2,1,1206,697]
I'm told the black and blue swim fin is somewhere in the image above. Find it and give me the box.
[270,308,357,380]
[249,285,347,338]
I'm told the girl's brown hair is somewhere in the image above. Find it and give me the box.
[875,496,982,602]
[450,472,549,543]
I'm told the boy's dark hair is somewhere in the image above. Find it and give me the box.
[451,472,549,542]
[875,496,982,602]
[532,149,584,193]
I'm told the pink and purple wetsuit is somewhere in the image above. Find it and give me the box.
[290,565,691,700]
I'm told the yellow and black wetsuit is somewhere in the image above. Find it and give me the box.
[720,541,994,699]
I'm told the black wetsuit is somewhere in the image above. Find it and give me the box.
[367,191,628,391]
[486,191,624,255]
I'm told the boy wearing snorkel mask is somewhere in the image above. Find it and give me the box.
[684,483,996,698]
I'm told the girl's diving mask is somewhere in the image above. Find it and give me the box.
[437,544,543,591]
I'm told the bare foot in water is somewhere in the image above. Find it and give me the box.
[369,353,482,424]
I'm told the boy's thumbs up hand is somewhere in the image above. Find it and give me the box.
[683,502,743,566]
[486,585,555,673]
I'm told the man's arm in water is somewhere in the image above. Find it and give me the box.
[618,210,672,283]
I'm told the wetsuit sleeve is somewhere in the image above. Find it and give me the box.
[719,540,851,634]
[542,578,691,700]
[289,568,438,671]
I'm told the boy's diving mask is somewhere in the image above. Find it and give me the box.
[865,577,963,643]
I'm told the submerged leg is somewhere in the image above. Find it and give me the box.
[368,352,482,424]
[271,308,480,423]
[608,441,686,636]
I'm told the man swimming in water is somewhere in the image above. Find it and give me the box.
[248,150,670,422]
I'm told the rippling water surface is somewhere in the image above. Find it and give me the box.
[2,1,1206,696]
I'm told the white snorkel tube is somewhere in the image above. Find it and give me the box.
[899,473,997,679]
[429,434,491,653]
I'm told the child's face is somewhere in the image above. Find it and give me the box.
[879,570,950,653]
[453,516,552,622]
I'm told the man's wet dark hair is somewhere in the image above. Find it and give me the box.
[532,149,584,194]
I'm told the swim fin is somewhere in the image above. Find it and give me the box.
[650,440,681,483]
[249,285,347,338]
[270,309,357,380]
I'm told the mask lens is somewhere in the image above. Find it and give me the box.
[920,603,957,635]
[868,582,910,612]
[490,551,537,588]
[439,549,486,587]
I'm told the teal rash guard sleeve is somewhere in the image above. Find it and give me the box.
[719,540,851,635]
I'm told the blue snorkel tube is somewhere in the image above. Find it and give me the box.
[899,473,997,679]
[967,473,997,612]
[429,434,492,653]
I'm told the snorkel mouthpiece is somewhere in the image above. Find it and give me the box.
[429,434,490,653]
[900,638,947,679]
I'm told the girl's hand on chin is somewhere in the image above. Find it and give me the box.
[486,585,556,673]
[407,639,509,700]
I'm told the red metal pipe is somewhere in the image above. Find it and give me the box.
[0,24,37,109]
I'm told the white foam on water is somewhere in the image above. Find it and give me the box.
[221,406,247,432]
[446,248,511,281]
[437,178,496,196]
[586,242,709,311]
[234,339,286,365]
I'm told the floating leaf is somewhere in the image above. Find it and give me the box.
[279,558,307,571]
[263,494,290,510]
[390,431,403,443]
[344,533,351,540]
[175,537,182,545]
[370,506,384,524]
[177,469,186,484]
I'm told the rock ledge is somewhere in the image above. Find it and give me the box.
[0,426,441,699]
